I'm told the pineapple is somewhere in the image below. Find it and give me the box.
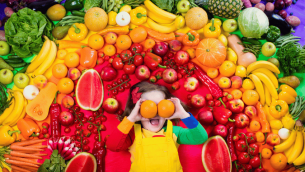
[207,0,243,19]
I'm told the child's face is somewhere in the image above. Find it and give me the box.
[141,90,166,133]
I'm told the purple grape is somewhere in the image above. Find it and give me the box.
[0,0,6,4]
[266,0,275,2]
[6,0,17,7]
[275,0,285,10]
[284,0,292,7]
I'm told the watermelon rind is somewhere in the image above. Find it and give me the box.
[76,69,104,111]
[65,152,97,172]
[202,135,232,172]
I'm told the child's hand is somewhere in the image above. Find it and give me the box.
[127,98,146,123]
[167,97,190,120]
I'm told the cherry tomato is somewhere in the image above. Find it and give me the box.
[215,100,221,106]
[42,122,49,129]
[122,74,129,81]
[93,128,99,134]
[88,116,95,122]
[237,133,246,141]
[98,108,104,113]
[141,52,146,57]
[112,57,124,70]
[168,52,174,58]
[206,94,213,101]
[238,169,245,172]
[118,86,125,92]
[109,58,113,63]
[74,119,79,124]
[123,82,131,89]
[238,152,250,164]
[123,64,136,74]
[120,50,133,61]
[177,73,182,79]
[38,134,44,139]
[100,124,106,131]
[76,136,81,142]
[76,112,84,119]
[94,135,100,141]
[96,57,104,65]
[100,115,107,122]
[134,55,143,66]
[107,84,113,90]
[82,138,90,145]
[81,117,88,124]
[187,94,192,100]
[246,132,257,144]
[233,135,240,142]
[117,109,124,115]
[147,48,153,53]
[70,135,76,141]
[249,156,260,168]
[249,143,259,156]
[41,128,48,134]
[75,124,82,130]
[87,124,94,131]
[236,140,247,152]
[117,78,123,84]
[111,89,118,95]
[223,91,229,97]
[104,56,110,61]
[64,127,71,133]
[75,142,81,148]
[83,145,90,152]
[95,119,102,126]
[208,100,215,107]
[243,164,252,170]
[130,43,143,55]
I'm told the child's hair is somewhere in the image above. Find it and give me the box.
[119,81,189,122]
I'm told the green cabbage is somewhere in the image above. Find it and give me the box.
[238,7,269,39]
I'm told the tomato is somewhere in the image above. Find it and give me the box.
[134,55,143,66]
[100,124,106,131]
[120,50,133,61]
[100,115,107,122]
[130,43,143,55]
[81,117,87,123]
[111,89,118,95]
[64,127,71,133]
[112,57,124,70]
[168,52,174,58]
[122,74,129,81]
[123,64,136,74]
[96,57,104,65]
[238,152,250,164]
[117,78,123,84]
[87,124,94,131]
[237,133,246,141]
[42,122,49,129]
[73,106,80,112]
[41,128,48,134]
[88,116,95,122]
[83,145,90,152]
[249,156,260,168]
[246,132,257,144]
[123,82,131,89]
[214,100,221,106]
[147,48,153,53]
[236,140,247,152]
[76,123,82,130]
[141,52,146,57]
[249,143,259,156]
[118,86,125,92]
[233,135,240,142]
[93,128,99,134]
[95,119,102,125]
[243,164,252,170]
[82,138,90,145]
[94,135,100,141]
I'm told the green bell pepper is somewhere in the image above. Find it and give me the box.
[64,0,83,11]
[266,25,281,42]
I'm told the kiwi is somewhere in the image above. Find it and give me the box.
[52,25,70,40]
[298,110,305,124]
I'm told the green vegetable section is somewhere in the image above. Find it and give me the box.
[38,150,66,172]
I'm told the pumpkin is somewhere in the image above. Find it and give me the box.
[185,7,208,30]
[196,38,227,68]
[26,82,58,121]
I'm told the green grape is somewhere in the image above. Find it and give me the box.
[116,4,121,8]
[109,0,114,3]
[119,0,123,4]
[115,0,120,3]
[113,7,118,12]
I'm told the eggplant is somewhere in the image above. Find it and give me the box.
[265,11,292,35]
[28,0,58,13]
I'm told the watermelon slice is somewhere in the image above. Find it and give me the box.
[202,136,232,172]
[76,69,104,111]
[65,152,97,172]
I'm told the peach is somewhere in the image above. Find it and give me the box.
[244,105,257,119]
[68,68,81,81]
[266,133,281,146]
[218,77,231,89]
[230,76,242,89]
[33,75,48,89]
[62,95,75,109]
[104,32,117,45]
[169,40,182,52]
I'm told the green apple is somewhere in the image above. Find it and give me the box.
[0,69,13,85]
[14,73,30,89]
[262,42,276,57]
[177,0,190,13]
[223,19,238,32]
[0,41,10,56]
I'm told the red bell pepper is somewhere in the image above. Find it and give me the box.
[212,106,234,125]
[144,53,166,70]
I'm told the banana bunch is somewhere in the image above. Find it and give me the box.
[144,0,180,33]
[247,61,280,106]
[26,36,57,76]
[0,90,26,127]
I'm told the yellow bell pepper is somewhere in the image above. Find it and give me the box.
[130,6,147,25]
[68,23,88,42]
[0,125,20,146]
[269,100,289,119]
[203,18,221,38]
[108,11,117,26]
[282,113,296,130]
[279,84,297,104]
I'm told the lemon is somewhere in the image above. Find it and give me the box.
[227,47,237,64]
[175,16,186,30]
[108,11,117,26]
[235,65,247,78]
[242,79,255,90]
[218,34,227,46]
[270,119,283,130]
[120,5,132,13]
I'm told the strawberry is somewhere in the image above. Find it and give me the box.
[155,71,163,79]
[83,129,92,137]
[187,62,195,71]
[171,81,180,90]
[206,94,213,100]
[149,76,157,83]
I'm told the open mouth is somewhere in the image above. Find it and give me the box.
[150,118,160,126]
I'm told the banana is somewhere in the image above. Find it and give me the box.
[293,130,305,166]
[288,129,303,164]
[7,99,27,127]
[284,143,294,157]
[253,72,278,99]
[146,18,177,33]
[247,61,280,75]
[33,41,57,76]
[2,91,24,126]
[144,0,176,21]
[274,129,297,153]
[0,96,15,124]
[249,74,265,105]
[26,36,51,73]
[147,11,174,24]
[251,68,279,88]
[264,83,272,106]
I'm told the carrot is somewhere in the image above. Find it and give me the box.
[5,159,39,168]
[25,145,47,149]
[294,169,301,172]
[11,139,46,147]
[256,102,271,133]
[9,152,42,159]
[97,25,130,35]
[56,40,87,50]
[10,145,43,152]
[4,155,42,165]
[11,165,32,172]
[139,25,175,41]
[287,167,296,172]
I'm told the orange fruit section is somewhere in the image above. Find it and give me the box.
[140,100,157,118]
[158,100,175,118]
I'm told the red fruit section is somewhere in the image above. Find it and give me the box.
[65,153,96,172]
[91,71,103,109]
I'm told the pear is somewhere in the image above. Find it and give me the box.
[278,76,300,88]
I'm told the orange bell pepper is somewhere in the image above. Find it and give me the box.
[80,47,97,69]
[17,118,40,140]
[182,30,200,46]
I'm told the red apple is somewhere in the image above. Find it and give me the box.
[198,110,213,125]
[213,124,228,138]
[59,111,74,126]
[153,42,168,57]
[135,65,151,80]
[191,94,206,108]
[162,69,177,84]
[169,40,182,52]
[244,106,257,119]
[102,98,119,114]
[184,77,199,92]
[228,99,245,113]
[266,133,281,146]
[100,66,117,81]
[234,113,250,128]
[174,50,189,66]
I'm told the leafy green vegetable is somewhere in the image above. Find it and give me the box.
[123,0,145,8]
[0,83,13,116]
[84,0,103,12]
[151,0,180,13]
[38,150,66,172]
[4,8,53,58]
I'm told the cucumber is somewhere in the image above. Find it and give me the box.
[17,63,30,73]
[7,55,22,59]
[8,62,28,68]
[72,11,86,17]
[4,59,24,64]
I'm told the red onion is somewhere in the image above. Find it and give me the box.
[278,10,288,19]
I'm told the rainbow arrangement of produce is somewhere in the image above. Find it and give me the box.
[0,0,304,171]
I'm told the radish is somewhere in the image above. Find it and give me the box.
[62,143,75,157]
[64,138,71,148]
[73,147,80,152]
[58,137,65,154]
[47,145,53,153]
[65,152,76,160]
[242,0,252,8]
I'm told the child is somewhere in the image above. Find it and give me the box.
[106,82,208,172]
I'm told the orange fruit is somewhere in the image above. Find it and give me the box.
[57,78,74,94]
[140,100,157,118]
[186,48,196,59]
[219,60,236,77]
[262,148,272,159]
[57,49,67,60]
[249,120,261,132]
[256,131,265,143]
[207,68,219,79]
[52,63,68,79]
[270,153,287,170]
[64,52,80,68]
[130,27,147,43]
[116,35,132,50]
[242,79,255,90]
[46,4,66,21]
[231,89,243,99]
[84,7,108,32]
[88,34,104,50]
[158,99,175,118]
[242,90,259,106]
[144,39,155,49]
[104,45,116,56]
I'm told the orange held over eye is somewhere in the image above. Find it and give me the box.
[158,99,175,118]
[57,78,74,94]
[88,34,104,50]
[52,63,68,79]
[140,100,157,118]
[116,35,132,50]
